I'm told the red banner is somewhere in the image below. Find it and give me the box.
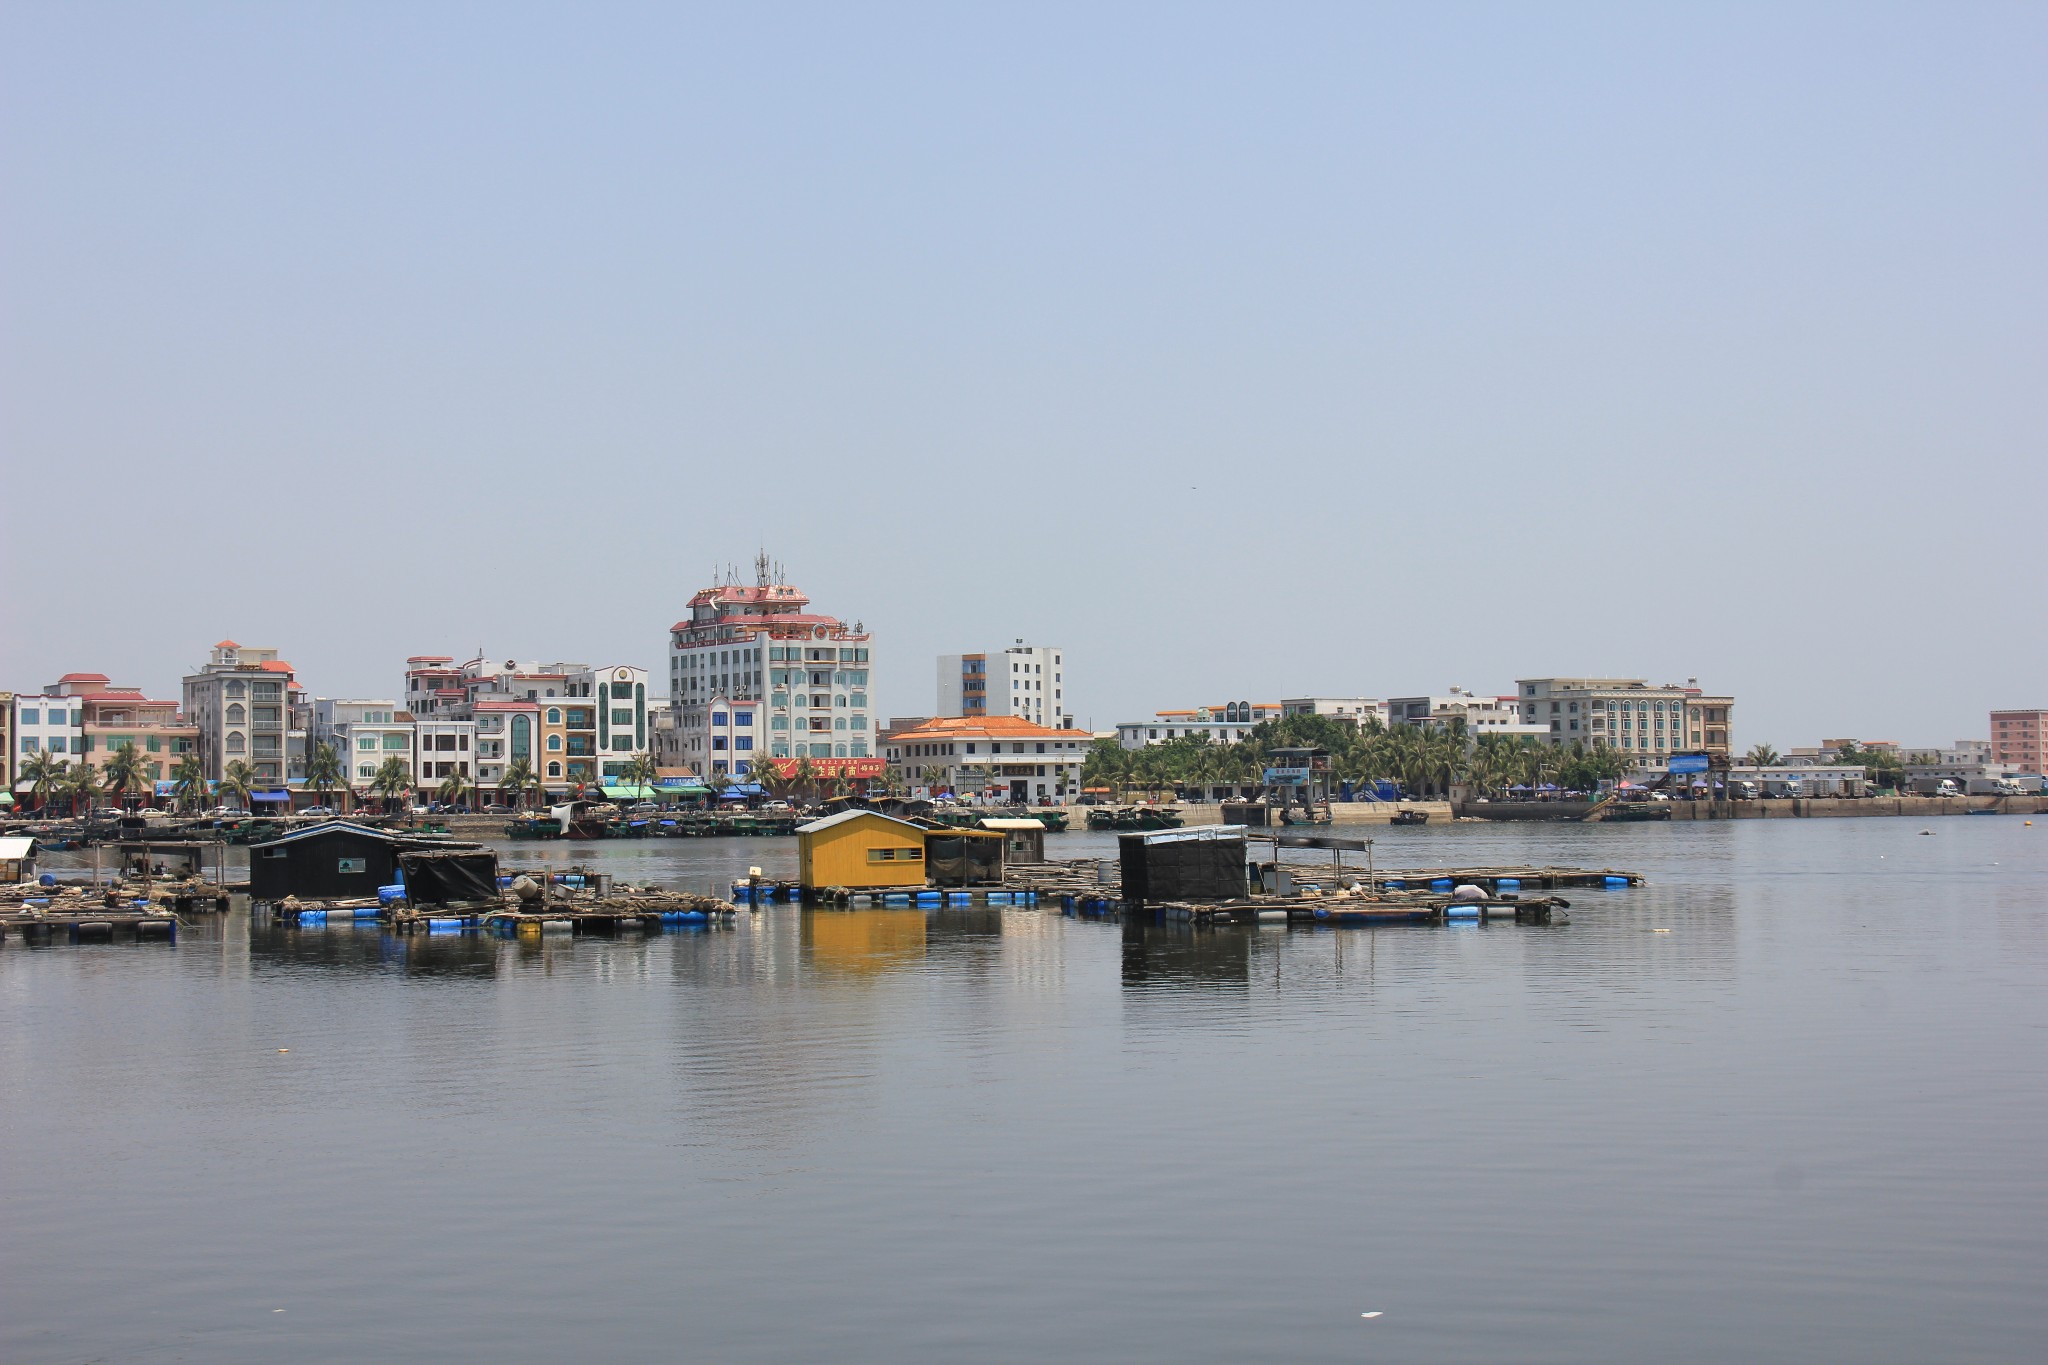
[764,757,885,779]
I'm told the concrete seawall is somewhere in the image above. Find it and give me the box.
[1459,795,2048,822]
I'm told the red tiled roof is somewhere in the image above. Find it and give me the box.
[215,639,240,649]
[888,716,1083,743]
[258,660,293,673]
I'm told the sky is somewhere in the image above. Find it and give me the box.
[2,2,2042,749]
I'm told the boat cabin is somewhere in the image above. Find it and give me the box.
[249,821,476,902]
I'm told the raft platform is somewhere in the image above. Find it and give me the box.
[1,909,178,944]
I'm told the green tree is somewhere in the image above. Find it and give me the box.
[306,741,344,809]
[370,756,412,814]
[217,759,257,811]
[65,760,101,816]
[620,752,662,796]
[500,757,540,810]
[170,752,209,811]
[20,751,68,815]
[100,742,152,809]
[436,767,471,809]
[1745,743,1781,768]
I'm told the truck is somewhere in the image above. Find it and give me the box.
[1909,776,1963,797]
[1966,776,2029,796]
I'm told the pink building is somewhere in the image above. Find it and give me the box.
[1990,709,2047,774]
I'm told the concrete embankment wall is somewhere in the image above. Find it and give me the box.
[1663,794,2048,820]
[1176,801,1455,827]
[1458,795,2048,822]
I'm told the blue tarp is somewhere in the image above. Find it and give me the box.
[251,790,292,803]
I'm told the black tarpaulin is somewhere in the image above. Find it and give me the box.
[925,835,1003,886]
[1119,831,1248,902]
[397,850,502,906]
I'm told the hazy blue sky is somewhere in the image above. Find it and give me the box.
[3,3,2041,747]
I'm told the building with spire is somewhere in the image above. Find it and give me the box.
[667,556,880,784]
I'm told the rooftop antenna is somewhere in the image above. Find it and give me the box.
[755,549,771,588]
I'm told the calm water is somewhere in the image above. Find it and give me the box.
[4,819,2045,1363]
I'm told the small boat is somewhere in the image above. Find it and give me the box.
[1390,809,1430,826]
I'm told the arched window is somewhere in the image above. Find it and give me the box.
[225,681,245,699]
[834,716,847,730]
[546,761,561,777]
[225,703,245,724]
[835,744,847,758]
[546,707,561,724]
[547,734,562,751]
[510,715,530,758]
[225,731,245,754]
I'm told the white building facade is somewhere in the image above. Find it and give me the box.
[669,566,880,784]
[937,643,1071,730]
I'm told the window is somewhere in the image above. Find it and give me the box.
[866,847,924,862]
[19,709,37,725]
[225,732,245,754]
[611,708,633,725]
[358,763,376,778]
[735,736,753,751]
[712,712,727,727]
[733,711,752,726]
[713,737,727,750]
[850,693,867,709]
[226,703,246,725]
[547,761,561,777]
[21,737,39,752]
[383,734,408,750]
[546,708,561,724]
[547,735,562,751]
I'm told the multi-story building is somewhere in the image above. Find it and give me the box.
[1991,709,2048,774]
[1514,677,1735,759]
[401,657,593,796]
[1114,703,1282,750]
[883,716,1091,803]
[312,699,414,798]
[10,675,197,801]
[669,563,879,784]
[937,643,1071,729]
[182,641,298,791]
[1280,697,1387,727]
[74,683,199,795]
[12,683,85,767]
[414,718,479,795]
[1386,689,1545,737]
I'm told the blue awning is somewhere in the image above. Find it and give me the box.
[719,783,767,798]
[250,790,292,803]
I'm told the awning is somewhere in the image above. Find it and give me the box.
[599,785,657,800]
[0,792,13,808]
[718,783,766,797]
[250,790,292,803]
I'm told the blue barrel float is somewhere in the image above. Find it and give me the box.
[1603,875,1630,888]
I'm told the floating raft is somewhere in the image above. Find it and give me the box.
[1,908,178,943]
[1146,894,1570,927]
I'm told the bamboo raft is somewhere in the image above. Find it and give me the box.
[2,889,180,943]
[275,882,746,935]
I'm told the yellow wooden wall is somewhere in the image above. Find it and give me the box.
[798,815,927,889]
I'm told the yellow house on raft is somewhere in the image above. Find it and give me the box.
[796,810,928,890]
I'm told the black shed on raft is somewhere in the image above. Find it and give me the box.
[248,822,480,903]
[1118,825,1251,903]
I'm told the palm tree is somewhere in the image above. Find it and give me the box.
[917,764,947,797]
[436,768,471,810]
[306,741,343,809]
[790,753,819,803]
[371,757,412,815]
[170,752,209,811]
[217,759,257,812]
[100,742,152,810]
[20,751,67,815]
[621,752,661,799]
[500,757,540,810]
[1744,743,1780,768]
[65,760,101,816]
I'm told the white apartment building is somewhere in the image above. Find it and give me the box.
[1280,697,1387,727]
[560,665,650,783]
[12,689,85,763]
[312,700,415,789]
[937,643,1071,730]
[669,565,879,783]
[414,718,480,792]
[1515,677,1735,758]
[1386,689,1548,737]
[1115,703,1284,750]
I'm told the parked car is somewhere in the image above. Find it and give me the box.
[300,805,335,816]
[481,803,512,814]
[204,805,250,817]
[628,802,659,814]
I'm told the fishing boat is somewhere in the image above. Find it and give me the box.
[1390,809,1430,826]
